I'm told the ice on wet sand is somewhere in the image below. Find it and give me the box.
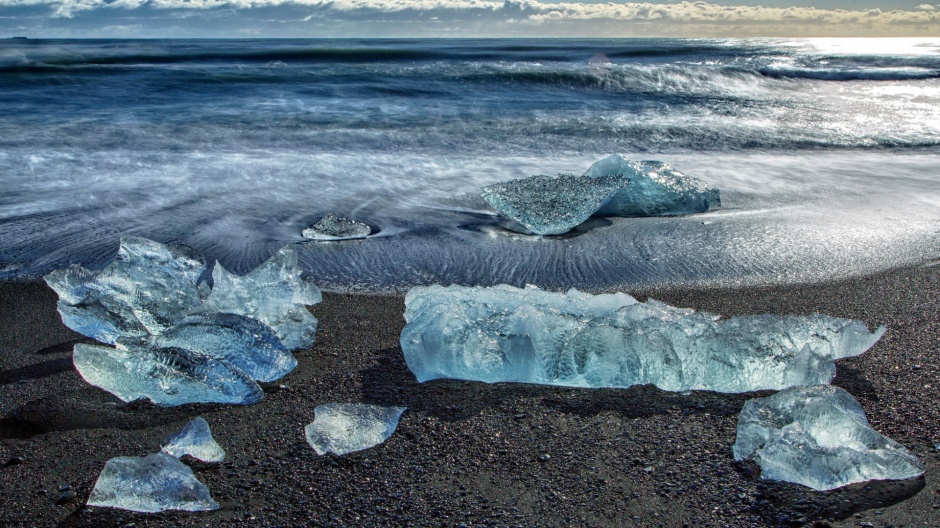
[87,452,218,513]
[303,213,371,240]
[305,404,406,456]
[161,417,226,463]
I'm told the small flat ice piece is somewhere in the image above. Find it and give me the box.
[87,452,219,513]
[73,342,263,406]
[153,313,296,382]
[733,385,925,490]
[303,213,371,241]
[192,246,321,351]
[44,236,207,344]
[481,173,629,235]
[304,403,406,456]
[583,154,721,216]
[161,417,225,463]
[400,285,885,393]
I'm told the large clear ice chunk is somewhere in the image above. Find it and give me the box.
[44,236,207,344]
[400,285,885,393]
[153,313,296,382]
[583,154,721,216]
[480,173,630,235]
[161,417,226,463]
[87,452,219,513]
[192,246,321,351]
[303,213,371,241]
[304,403,406,456]
[733,385,925,490]
[73,342,263,406]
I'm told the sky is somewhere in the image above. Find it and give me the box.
[0,0,939,38]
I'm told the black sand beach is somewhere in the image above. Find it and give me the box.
[1,263,939,527]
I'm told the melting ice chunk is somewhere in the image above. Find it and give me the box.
[583,154,720,216]
[480,173,630,235]
[161,417,225,463]
[733,385,924,490]
[192,246,321,351]
[304,403,406,456]
[303,213,371,241]
[153,313,296,382]
[73,342,263,406]
[87,452,219,513]
[400,285,885,393]
[44,236,207,344]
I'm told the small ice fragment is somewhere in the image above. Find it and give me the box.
[73,342,263,406]
[161,417,225,463]
[583,154,720,216]
[87,452,219,513]
[44,236,207,344]
[153,313,297,382]
[481,173,629,235]
[303,213,371,241]
[304,404,406,456]
[400,284,884,393]
[192,246,321,351]
[733,385,925,490]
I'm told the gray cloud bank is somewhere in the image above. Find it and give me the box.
[2,1,939,37]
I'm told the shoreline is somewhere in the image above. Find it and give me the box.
[1,264,938,527]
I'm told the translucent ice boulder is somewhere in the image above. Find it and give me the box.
[161,417,226,463]
[583,154,720,216]
[303,213,371,241]
[73,342,263,406]
[400,285,885,393]
[153,313,296,382]
[87,452,219,513]
[304,403,406,456]
[192,246,321,351]
[481,173,630,235]
[44,236,207,344]
[733,385,924,490]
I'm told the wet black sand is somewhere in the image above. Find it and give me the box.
[1,263,939,527]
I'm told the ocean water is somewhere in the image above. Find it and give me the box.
[1,38,939,292]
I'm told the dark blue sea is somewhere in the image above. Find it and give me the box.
[1,38,939,292]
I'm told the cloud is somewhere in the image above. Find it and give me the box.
[2,0,939,36]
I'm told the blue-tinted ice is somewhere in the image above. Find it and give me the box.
[161,417,226,463]
[193,246,321,351]
[87,452,218,513]
[73,342,263,406]
[733,385,924,490]
[400,285,885,393]
[304,404,406,456]
[43,236,207,344]
[480,173,629,235]
[583,154,720,216]
[303,213,371,241]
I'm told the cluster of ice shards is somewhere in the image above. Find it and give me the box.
[161,417,226,463]
[305,404,406,456]
[583,154,721,216]
[480,173,629,235]
[733,385,925,490]
[303,213,371,241]
[400,285,885,393]
[45,237,321,406]
[87,452,219,513]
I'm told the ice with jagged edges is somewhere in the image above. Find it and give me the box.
[191,246,321,351]
[305,404,406,456]
[400,285,885,393]
[161,417,226,463]
[152,313,296,383]
[583,154,721,216]
[73,342,263,406]
[733,385,924,490]
[87,452,219,513]
[303,213,372,241]
[43,236,207,344]
[480,173,630,235]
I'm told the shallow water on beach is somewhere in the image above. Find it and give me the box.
[1,38,939,291]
